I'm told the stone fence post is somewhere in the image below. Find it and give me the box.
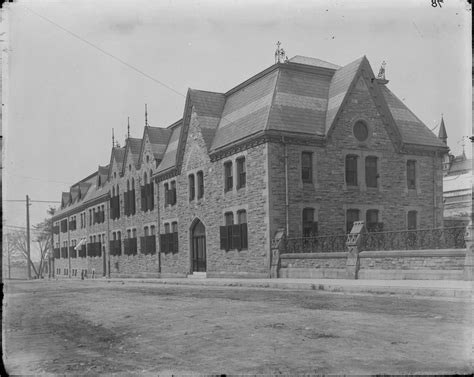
[346,221,367,279]
[270,230,286,279]
[464,220,474,281]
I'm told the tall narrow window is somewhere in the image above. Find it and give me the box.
[164,223,170,233]
[345,155,358,186]
[189,174,195,201]
[302,208,317,237]
[144,226,149,236]
[164,183,169,207]
[301,152,313,183]
[237,157,246,189]
[170,181,176,205]
[365,156,378,188]
[225,212,234,226]
[407,160,416,189]
[224,161,233,192]
[366,209,382,232]
[346,209,360,233]
[407,211,417,230]
[197,171,204,199]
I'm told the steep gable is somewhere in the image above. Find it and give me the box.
[155,120,183,176]
[108,147,125,179]
[121,138,142,175]
[138,126,172,167]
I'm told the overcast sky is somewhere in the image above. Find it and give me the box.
[2,0,472,241]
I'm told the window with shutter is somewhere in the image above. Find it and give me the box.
[240,223,248,249]
[232,224,241,250]
[160,234,168,253]
[173,232,179,254]
[141,186,146,212]
[345,155,358,186]
[365,156,378,188]
[220,226,228,251]
[164,183,169,207]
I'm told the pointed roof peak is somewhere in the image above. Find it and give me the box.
[438,114,447,143]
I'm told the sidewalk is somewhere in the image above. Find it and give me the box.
[104,277,473,299]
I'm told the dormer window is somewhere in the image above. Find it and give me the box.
[146,155,150,163]
[129,164,132,172]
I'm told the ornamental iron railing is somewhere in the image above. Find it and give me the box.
[285,233,347,254]
[360,226,466,251]
[283,226,466,254]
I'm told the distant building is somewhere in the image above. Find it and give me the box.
[440,117,472,225]
[51,54,448,279]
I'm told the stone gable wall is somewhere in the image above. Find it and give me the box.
[268,75,444,242]
[158,112,269,277]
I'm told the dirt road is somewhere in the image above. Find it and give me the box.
[3,279,472,375]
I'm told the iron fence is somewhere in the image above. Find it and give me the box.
[361,226,466,251]
[283,226,466,254]
[285,233,347,254]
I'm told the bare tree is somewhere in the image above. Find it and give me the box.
[6,207,56,279]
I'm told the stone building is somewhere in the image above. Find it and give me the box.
[51,55,448,279]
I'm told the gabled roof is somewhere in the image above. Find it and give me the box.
[380,86,446,148]
[108,147,125,179]
[61,192,70,208]
[121,138,142,174]
[189,89,226,149]
[325,56,365,134]
[289,55,341,70]
[138,126,173,167]
[70,186,80,203]
[211,69,279,151]
[154,120,183,175]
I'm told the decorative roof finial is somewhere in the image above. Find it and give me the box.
[127,116,130,139]
[438,114,447,144]
[112,128,115,148]
[377,60,386,80]
[275,41,287,64]
[145,104,148,127]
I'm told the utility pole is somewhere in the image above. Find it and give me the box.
[26,194,31,279]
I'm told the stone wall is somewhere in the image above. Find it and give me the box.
[158,111,269,277]
[279,253,348,279]
[267,75,444,240]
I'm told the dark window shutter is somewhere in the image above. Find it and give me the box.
[166,233,173,253]
[227,225,234,250]
[141,186,146,212]
[150,183,154,210]
[140,236,146,254]
[160,234,167,253]
[220,226,228,250]
[124,192,129,216]
[173,232,179,254]
[232,224,241,250]
[240,223,248,249]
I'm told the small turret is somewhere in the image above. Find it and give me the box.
[438,115,447,144]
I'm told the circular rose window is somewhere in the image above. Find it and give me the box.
[353,120,369,142]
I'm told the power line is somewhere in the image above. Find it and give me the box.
[7,173,75,185]
[5,199,60,203]
[24,6,186,98]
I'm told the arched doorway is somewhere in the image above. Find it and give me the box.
[191,220,206,272]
